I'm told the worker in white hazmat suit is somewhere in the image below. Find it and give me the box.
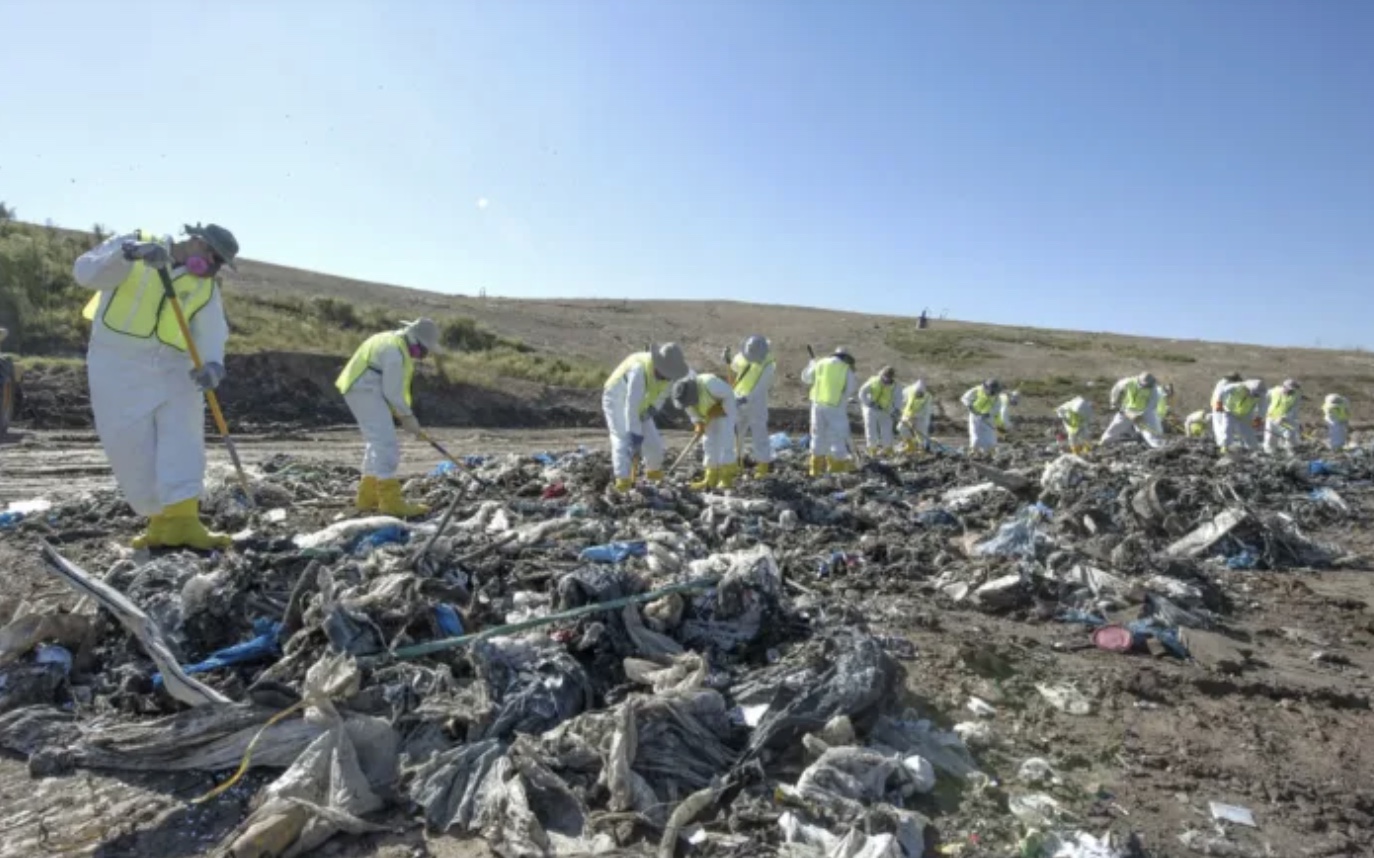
[801,347,858,476]
[897,379,934,454]
[1210,372,1243,439]
[1262,379,1302,455]
[672,373,740,489]
[336,319,442,518]
[858,366,898,457]
[602,343,690,491]
[1100,373,1163,447]
[1214,378,1265,452]
[1183,410,1210,438]
[1156,383,1174,432]
[72,224,239,550]
[1323,394,1350,451]
[961,379,1002,453]
[994,389,1020,433]
[725,335,775,476]
[1056,396,1095,454]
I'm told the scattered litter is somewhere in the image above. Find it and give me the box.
[1036,683,1093,715]
[1209,801,1257,828]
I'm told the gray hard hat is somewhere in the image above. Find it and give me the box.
[1245,379,1264,394]
[671,377,698,409]
[650,343,689,381]
[1282,378,1300,391]
[741,335,769,364]
[984,378,1002,393]
[913,379,927,395]
[184,222,239,271]
[402,318,441,353]
[833,346,855,366]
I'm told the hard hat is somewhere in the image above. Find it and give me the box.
[833,346,855,367]
[913,379,927,395]
[741,335,769,364]
[402,318,441,353]
[879,365,895,383]
[984,378,1002,393]
[1282,378,1300,392]
[1139,372,1157,387]
[1245,379,1263,394]
[671,377,698,409]
[1225,372,1242,383]
[650,343,689,381]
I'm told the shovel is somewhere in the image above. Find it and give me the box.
[153,267,255,508]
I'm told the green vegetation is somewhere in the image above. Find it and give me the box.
[885,326,998,367]
[1100,341,1196,364]
[0,216,605,389]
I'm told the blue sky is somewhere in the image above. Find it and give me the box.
[2,1,1371,348]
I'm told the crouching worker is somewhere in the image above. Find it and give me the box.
[73,223,240,550]
[603,343,690,492]
[1056,396,1094,454]
[336,318,441,518]
[898,379,934,454]
[801,347,859,476]
[961,379,1002,454]
[859,366,898,457]
[1183,409,1210,438]
[672,373,739,489]
[1323,394,1350,450]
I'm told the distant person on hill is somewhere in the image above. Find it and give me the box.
[602,343,690,492]
[1262,379,1302,455]
[72,223,239,550]
[1056,395,1094,454]
[961,378,1002,453]
[1100,373,1163,448]
[725,335,776,477]
[1213,378,1266,453]
[858,366,899,457]
[335,318,442,518]
[672,373,740,489]
[1184,409,1210,438]
[1323,394,1350,450]
[801,346,859,475]
[918,309,929,329]
[898,378,935,454]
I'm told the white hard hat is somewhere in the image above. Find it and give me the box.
[402,318,441,353]
[913,379,927,395]
[1245,379,1263,394]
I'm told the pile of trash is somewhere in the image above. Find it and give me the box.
[0,436,1366,857]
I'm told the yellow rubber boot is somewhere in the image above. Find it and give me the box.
[716,464,739,489]
[690,467,718,490]
[829,457,853,474]
[754,462,771,478]
[645,470,664,484]
[808,455,825,477]
[157,499,232,551]
[130,515,166,549]
[378,478,429,518]
[354,476,380,513]
[613,477,633,492]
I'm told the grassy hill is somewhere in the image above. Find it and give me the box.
[5,214,1374,427]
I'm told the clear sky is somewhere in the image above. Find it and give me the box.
[2,1,1371,348]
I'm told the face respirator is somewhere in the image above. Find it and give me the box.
[185,255,213,277]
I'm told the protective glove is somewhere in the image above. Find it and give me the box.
[122,241,170,269]
[692,422,706,437]
[629,433,645,455]
[398,414,422,437]
[188,361,225,391]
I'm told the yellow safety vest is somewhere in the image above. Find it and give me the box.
[696,373,725,416]
[969,387,995,416]
[1223,388,1258,417]
[809,357,850,408]
[1267,392,1298,420]
[1156,393,1170,418]
[901,391,930,421]
[729,353,775,397]
[1062,410,1082,433]
[1185,411,1207,437]
[865,377,894,410]
[79,230,216,352]
[604,352,669,417]
[1121,380,1151,414]
[1324,401,1349,422]
[335,331,415,406]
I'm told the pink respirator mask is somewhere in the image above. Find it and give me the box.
[408,343,428,359]
[185,255,213,277]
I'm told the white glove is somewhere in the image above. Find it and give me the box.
[398,414,422,437]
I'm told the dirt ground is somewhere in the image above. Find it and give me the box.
[3,429,1374,858]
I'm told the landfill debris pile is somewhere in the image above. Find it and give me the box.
[0,436,1371,858]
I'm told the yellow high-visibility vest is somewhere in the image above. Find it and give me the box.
[80,229,216,352]
[696,373,725,416]
[1121,380,1151,414]
[809,357,849,407]
[335,331,415,406]
[901,392,930,421]
[1224,388,1258,417]
[1156,392,1170,417]
[604,352,668,416]
[1267,392,1298,420]
[1324,400,1349,422]
[865,377,894,410]
[969,387,995,416]
[729,353,775,397]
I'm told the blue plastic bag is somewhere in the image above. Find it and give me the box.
[434,604,465,637]
[352,524,410,556]
[579,541,648,564]
[1309,460,1333,477]
[155,619,282,687]
[769,432,792,452]
[532,453,557,466]
[0,511,23,529]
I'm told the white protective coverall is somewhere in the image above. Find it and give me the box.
[73,232,228,515]
[858,376,897,453]
[1100,377,1163,447]
[1056,396,1094,450]
[1323,395,1349,451]
[1210,377,1237,441]
[686,374,739,468]
[802,357,858,462]
[961,385,999,451]
[1183,410,1209,438]
[730,354,774,465]
[341,337,413,478]
[1214,381,1263,451]
[1262,387,1301,454]
[603,359,670,479]
[897,385,934,450]
[994,393,1017,433]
